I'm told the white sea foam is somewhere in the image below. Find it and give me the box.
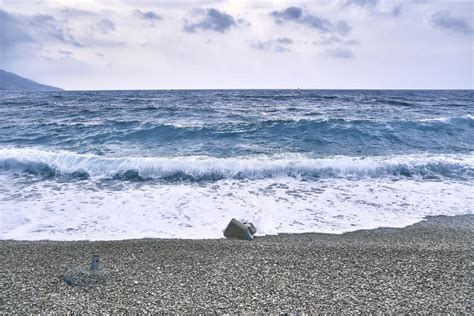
[0,176,472,240]
[418,118,451,123]
[418,114,474,123]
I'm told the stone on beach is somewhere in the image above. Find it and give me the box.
[223,218,255,240]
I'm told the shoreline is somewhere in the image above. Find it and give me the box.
[3,209,471,242]
[1,214,472,313]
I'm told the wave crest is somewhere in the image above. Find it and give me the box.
[0,148,473,182]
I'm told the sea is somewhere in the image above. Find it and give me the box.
[0,89,473,240]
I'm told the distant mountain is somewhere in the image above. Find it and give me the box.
[0,69,63,91]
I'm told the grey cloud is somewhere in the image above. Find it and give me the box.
[276,37,293,45]
[134,9,163,21]
[271,7,351,36]
[0,8,126,69]
[0,10,32,48]
[392,5,402,17]
[0,9,85,73]
[315,36,359,46]
[0,9,82,49]
[275,46,290,53]
[431,11,473,35]
[32,14,82,46]
[300,15,332,32]
[326,47,354,59]
[335,21,351,36]
[82,38,126,48]
[58,49,73,56]
[60,7,97,17]
[341,0,378,7]
[184,8,237,33]
[271,6,302,22]
[250,37,293,53]
[96,18,116,34]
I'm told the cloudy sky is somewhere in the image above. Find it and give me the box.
[0,0,472,90]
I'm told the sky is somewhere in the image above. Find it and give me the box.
[0,0,473,90]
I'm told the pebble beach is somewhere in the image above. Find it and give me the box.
[1,214,472,314]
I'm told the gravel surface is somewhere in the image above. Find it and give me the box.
[1,215,472,314]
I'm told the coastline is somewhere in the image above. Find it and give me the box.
[1,214,472,313]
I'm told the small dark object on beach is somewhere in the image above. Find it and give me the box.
[90,254,99,271]
[64,255,109,288]
[223,218,254,240]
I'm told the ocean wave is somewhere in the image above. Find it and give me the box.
[377,99,414,107]
[118,115,474,141]
[162,114,474,127]
[0,148,473,181]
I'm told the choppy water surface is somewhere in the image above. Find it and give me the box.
[0,90,473,240]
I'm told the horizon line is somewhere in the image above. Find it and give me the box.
[8,88,473,92]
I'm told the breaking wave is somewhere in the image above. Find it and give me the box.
[0,148,473,181]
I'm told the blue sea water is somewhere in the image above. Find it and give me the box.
[0,90,473,240]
